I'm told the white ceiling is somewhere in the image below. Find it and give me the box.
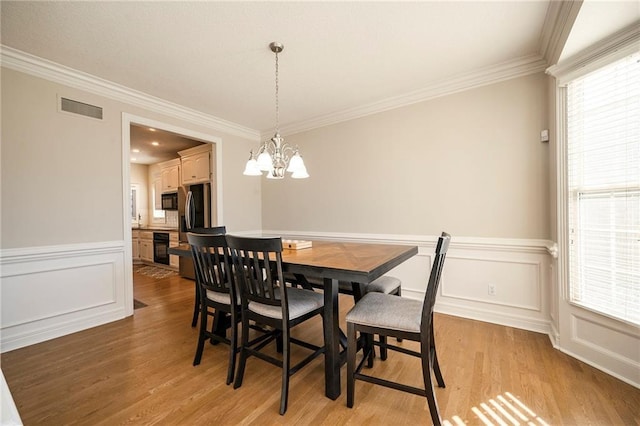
[129,124,205,164]
[1,1,637,164]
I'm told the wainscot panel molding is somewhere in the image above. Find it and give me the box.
[0,45,260,142]
[0,241,128,352]
[264,230,553,335]
[564,313,640,388]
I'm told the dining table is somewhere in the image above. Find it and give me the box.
[169,238,418,400]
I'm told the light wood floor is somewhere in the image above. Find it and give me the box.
[2,272,638,425]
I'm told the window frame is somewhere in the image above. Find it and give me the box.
[551,41,640,328]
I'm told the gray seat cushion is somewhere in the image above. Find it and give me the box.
[249,287,324,320]
[346,292,423,333]
[206,288,239,305]
[366,275,401,294]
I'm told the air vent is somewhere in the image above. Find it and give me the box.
[60,97,103,120]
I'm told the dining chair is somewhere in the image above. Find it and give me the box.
[286,274,400,300]
[187,231,238,385]
[226,235,325,415]
[346,232,451,426]
[285,272,402,359]
[189,225,227,327]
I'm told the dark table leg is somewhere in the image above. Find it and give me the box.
[323,277,340,400]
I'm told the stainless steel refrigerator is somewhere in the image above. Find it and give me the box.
[178,183,211,279]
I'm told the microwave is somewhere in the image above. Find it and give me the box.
[161,192,179,210]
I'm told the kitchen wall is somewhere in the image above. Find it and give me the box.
[0,65,262,351]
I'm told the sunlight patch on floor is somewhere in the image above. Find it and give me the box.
[443,391,550,426]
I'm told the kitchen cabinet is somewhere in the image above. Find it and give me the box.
[154,178,162,210]
[169,232,180,268]
[179,145,211,185]
[132,230,140,260]
[139,231,154,263]
[159,159,180,193]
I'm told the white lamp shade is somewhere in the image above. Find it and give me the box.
[257,151,272,171]
[291,164,309,179]
[243,158,262,176]
[286,153,305,173]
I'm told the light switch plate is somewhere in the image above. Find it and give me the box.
[540,129,549,142]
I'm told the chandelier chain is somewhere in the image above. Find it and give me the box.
[275,49,279,133]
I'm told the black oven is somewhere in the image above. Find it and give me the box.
[153,232,170,265]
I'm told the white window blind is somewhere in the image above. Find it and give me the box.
[566,52,640,325]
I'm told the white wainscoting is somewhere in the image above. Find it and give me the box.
[264,230,554,335]
[0,241,129,353]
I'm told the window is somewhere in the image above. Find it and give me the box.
[152,182,165,221]
[131,186,138,220]
[566,52,640,325]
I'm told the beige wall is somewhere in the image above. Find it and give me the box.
[0,68,262,249]
[263,72,550,240]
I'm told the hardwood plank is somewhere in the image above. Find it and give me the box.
[2,272,638,425]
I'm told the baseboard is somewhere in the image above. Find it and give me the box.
[1,307,126,353]
[434,300,551,335]
[556,346,640,389]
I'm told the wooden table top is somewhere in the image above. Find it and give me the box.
[170,239,418,284]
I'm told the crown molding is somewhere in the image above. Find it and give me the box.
[1,44,549,142]
[275,53,548,137]
[0,45,261,142]
[546,23,640,84]
[538,0,583,66]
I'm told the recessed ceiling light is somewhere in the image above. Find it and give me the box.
[132,149,140,153]
[131,157,137,162]
[151,141,159,146]
[149,128,156,132]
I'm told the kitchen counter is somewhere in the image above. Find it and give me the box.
[168,243,192,257]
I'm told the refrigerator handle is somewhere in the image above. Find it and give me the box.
[185,191,192,230]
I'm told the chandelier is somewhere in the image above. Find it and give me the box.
[243,42,309,179]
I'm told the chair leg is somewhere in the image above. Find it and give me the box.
[423,322,443,426]
[379,334,388,361]
[191,281,200,327]
[395,287,402,342]
[432,346,445,388]
[279,326,290,415]
[431,323,445,388]
[346,322,357,408]
[423,361,442,426]
[192,304,208,366]
[233,315,250,389]
[226,311,238,385]
[366,333,374,368]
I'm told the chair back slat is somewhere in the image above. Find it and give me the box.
[187,233,234,299]
[226,236,287,317]
[420,232,451,335]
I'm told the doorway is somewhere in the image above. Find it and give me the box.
[122,113,223,316]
